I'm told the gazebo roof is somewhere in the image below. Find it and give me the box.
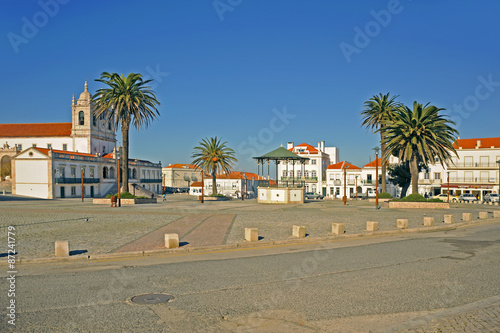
[253,146,309,161]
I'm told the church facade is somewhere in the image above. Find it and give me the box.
[0,82,162,199]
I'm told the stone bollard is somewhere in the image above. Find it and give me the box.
[292,225,306,238]
[494,202,498,206]
[165,234,179,249]
[444,215,454,224]
[479,212,488,220]
[366,221,379,231]
[332,223,345,235]
[245,228,258,242]
[489,202,493,206]
[424,217,435,226]
[462,213,472,221]
[397,219,408,229]
[55,240,70,257]
[494,211,500,218]
[2,190,5,195]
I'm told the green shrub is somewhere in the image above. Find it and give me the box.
[379,192,391,198]
[106,192,144,199]
[392,193,443,202]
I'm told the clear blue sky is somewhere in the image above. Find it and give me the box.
[1,0,499,173]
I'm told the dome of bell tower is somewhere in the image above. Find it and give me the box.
[77,81,92,105]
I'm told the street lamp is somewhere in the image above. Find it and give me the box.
[117,145,121,207]
[355,175,358,199]
[373,146,380,207]
[343,164,348,206]
[81,166,84,202]
[447,170,451,201]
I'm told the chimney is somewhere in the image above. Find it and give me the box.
[476,140,481,148]
[287,142,294,150]
[321,141,325,152]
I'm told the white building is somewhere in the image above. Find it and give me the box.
[190,171,267,198]
[162,164,202,189]
[325,161,362,198]
[278,141,339,195]
[2,81,162,199]
[418,137,500,200]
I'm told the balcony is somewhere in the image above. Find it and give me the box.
[267,180,305,188]
[448,177,498,184]
[281,176,318,182]
[55,177,101,184]
[448,162,500,169]
[140,178,162,183]
[418,179,442,184]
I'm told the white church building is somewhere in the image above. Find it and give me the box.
[0,82,162,199]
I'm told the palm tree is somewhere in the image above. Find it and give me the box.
[361,93,401,193]
[92,72,160,192]
[381,101,458,195]
[191,137,237,195]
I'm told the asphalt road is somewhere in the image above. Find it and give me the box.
[1,222,499,332]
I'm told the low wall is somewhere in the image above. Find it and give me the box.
[203,196,230,201]
[368,198,391,203]
[388,201,449,209]
[93,198,157,205]
[258,187,304,204]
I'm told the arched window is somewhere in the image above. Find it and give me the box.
[79,111,85,125]
[92,115,97,127]
[103,167,108,179]
[132,168,137,179]
[109,167,115,179]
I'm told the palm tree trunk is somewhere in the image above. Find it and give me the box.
[380,127,387,193]
[121,124,129,193]
[410,155,419,195]
[212,172,217,195]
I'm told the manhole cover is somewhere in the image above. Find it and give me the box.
[130,293,174,305]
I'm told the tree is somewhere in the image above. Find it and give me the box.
[388,162,426,198]
[381,101,458,195]
[361,93,401,193]
[191,137,237,195]
[92,72,160,192]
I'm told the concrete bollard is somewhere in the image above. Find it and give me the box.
[2,190,5,195]
[332,223,345,235]
[462,213,472,221]
[397,219,408,229]
[164,234,179,249]
[292,225,306,238]
[489,202,493,206]
[444,215,454,224]
[494,211,500,218]
[366,221,379,231]
[245,228,258,242]
[55,240,70,257]
[424,217,435,226]
[479,212,488,220]
[494,202,498,206]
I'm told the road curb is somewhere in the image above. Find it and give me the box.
[8,218,500,265]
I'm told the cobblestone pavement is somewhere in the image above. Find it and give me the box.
[384,296,500,332]
[0,193,499,259]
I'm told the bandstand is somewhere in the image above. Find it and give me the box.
[253,146,309,204]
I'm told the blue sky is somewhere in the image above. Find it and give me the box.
[1,0,499,173]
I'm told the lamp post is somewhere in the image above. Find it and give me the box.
[343,164,348,205]
[373,147,380,207]
[244,174,247,200]
[447,171,450,203]
[355,175,358,199]
[81,167,84,202]
[200,170,204,204]
[117,145,121,207]
[241,172,244,201]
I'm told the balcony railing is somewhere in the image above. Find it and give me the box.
[448,177,498,183]
[418,179,442,184]
[55,177,101,184]
[448,162,500,168]
[140,178,162,183]
[281,177,318,182]
[265,180,306,188]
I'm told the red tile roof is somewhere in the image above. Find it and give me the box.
[190,181,203,187]
[34,147,98,158]
[364,158,384,168]
[327,161,361,170]
[164,164,198,169]
[216,171,264,180]
[288,143,319,154]
[453,137,500,149]
[0,123,72,137]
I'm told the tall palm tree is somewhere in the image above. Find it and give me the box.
[361,93,401,193]
[92,72,160,192]
[381,101,458,195]
[191,137,237,195]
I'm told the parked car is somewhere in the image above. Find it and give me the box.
[434,193,452,202]
[458,193,478,202]
[305,192,324,200]
[484,193,499,203]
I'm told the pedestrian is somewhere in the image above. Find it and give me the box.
[162,192,166,201]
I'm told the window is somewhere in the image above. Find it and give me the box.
[108,122,112,130]
[90,168,94,178]
[311,171,317,178]
[17,144,22,151]
[62,144,67,151]
[79,111,85,125]
[297,170,301,177]
[367,174,372,183]
[71,187,76,196]
[424,172,430,180]
[282,170,287,177]
[464,156,473,167]
[93,115,97,127]
[32,143,37,147]
[304,171,309,177]
[103,167,108,179]
[311,159,317,165]
[330,174,334,180]
[434,172,441,180]
[47,143,52,150]
[70,167,76,178]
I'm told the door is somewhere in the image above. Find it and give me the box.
[90,186,94,198]
[60,187,65,198]
[322,187,326,196]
